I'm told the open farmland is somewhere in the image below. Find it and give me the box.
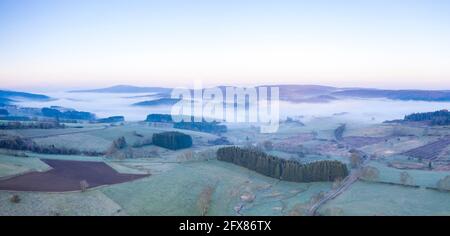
[342,136,387,148]
[0,154,50,178]
[402,136,450,161]
[1,116,450,216]
[319,181,450,216]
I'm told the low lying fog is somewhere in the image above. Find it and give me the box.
[16,92,450,124]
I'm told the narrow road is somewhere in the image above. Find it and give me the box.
[306,155,369,216]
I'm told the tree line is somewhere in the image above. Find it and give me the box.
[174,121,227,134]
[0,121,65,130]
[404,109,450,126]
[0,135,103,156]
[217,146,348,183]
[41,107,96,121]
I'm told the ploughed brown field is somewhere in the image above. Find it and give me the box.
[0,159,150,192]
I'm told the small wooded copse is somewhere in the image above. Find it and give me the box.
[217,146,348,183]
[152,131,193,150]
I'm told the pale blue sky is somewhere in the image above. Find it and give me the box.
[1,0,450,90]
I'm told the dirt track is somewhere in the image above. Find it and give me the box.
[0,159,149,192]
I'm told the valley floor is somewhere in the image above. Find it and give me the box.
[1,116,450,216]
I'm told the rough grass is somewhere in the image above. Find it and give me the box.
[365,161,450,188]
[101,160,332,216]
[0,155,50,178]
[0,190,124,216]
[33,133,111,153]
[320,181,450,216]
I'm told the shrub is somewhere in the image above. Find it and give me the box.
[106,137,133,159]
[400,171,414,186]
[350,152,362,169]
[80,180,89,192]
[437,176,450,191]
[10,195,21,203]
[360,166,380,181]
[107,137,127,153]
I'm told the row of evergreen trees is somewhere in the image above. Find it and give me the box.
[404,109,450,126]
[173,121,227,134]
[41,107,96,121]
[217,146,348,182]
[152,131,193,150]
[0,135,102,156]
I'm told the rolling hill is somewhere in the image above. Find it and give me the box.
[69,85,171,94]
[0,90,51,105]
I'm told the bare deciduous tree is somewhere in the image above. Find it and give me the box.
[400,171,414,186]
[80,180,89,192]
[10,194,21,203]
[360,166,380,181]
[350,152,362,169]
[437,176,450,191]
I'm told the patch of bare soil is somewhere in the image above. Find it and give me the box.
[0,159,149,192]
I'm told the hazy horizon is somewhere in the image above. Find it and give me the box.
[3,82,450,94]
[1,0,450,91]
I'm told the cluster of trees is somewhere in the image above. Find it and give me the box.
[133,98,180,106]
[216,146,348,183]
[145,113,228,134]
[0,135,35,150]
[404,110,450,126]
[41,107,95,121]
[96,116,124,123]
[207,137,232,146]
[0,109,8,116]
[174,121,227,134]
[349,149,364,168]
[146,114,173,123]
[0,135,103,156]
[152,131,193,150]
[334,124,346,141]
[106,136,133,159]
[0,121,64,130]
[0,116,31,121]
